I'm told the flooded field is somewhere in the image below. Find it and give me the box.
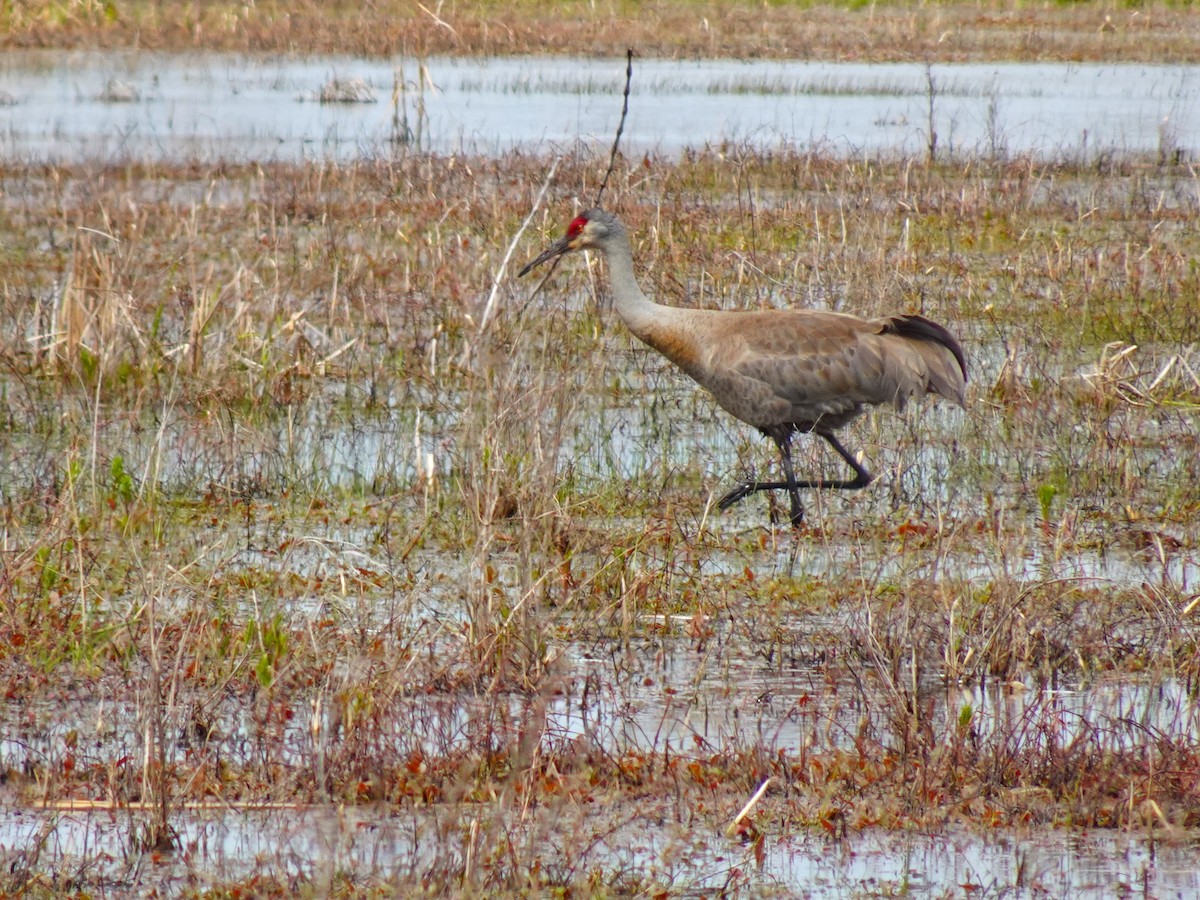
[3,801,1199,895]
[1,52,1198,162]
[2,39,1200,897]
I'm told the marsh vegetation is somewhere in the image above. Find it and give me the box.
[2,141,1198,894]
[4,0,1200,63]
[2,2,1200,896]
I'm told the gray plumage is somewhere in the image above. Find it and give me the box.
[519,208,967,525]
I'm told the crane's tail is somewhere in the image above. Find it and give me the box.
[885,314,968,406]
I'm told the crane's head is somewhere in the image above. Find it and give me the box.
[517,208,621,277]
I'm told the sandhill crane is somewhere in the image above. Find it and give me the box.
[519,208,967,526]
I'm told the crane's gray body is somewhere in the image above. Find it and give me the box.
[579,209,966,441]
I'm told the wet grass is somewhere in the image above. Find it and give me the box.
[1,145,1199,893]
[3,0,1200,64]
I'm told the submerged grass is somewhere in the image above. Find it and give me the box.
[1,144,1199,893]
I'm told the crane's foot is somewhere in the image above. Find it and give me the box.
[718,479,795,510]
[778,492,806,528]
[719,481,806,528]
[717,481,757,511]
[769,506,807,528]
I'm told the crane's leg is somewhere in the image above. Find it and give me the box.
[776,433,806,526]
[717,432,874,523]
[817,433,874,489]
[719,433,806,525]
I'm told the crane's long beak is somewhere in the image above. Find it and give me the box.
[517,234,573,277]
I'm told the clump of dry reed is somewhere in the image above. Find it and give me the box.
[4,1,1199,64]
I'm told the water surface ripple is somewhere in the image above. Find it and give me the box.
[1,52,1196,162]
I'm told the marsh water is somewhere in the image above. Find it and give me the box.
[2,802,1198,896]
[1,52,1198,162]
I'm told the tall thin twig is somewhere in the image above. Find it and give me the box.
[512,50,635,303]
[467,156,561,361]
[594,49,635,207]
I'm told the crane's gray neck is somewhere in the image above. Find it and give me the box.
[597,228,665,339]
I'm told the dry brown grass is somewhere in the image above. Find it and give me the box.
[3,0,1199,63]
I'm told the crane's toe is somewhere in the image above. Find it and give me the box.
[718,481,757,510]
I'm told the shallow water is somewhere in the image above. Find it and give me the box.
[1,52,1196,162]
[1,492,1195,895]
[1,795,1196,896]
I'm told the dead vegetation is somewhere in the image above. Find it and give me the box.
[3,0,1200,64]
[1,144,1199,893]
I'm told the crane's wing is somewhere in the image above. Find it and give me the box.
[706,310,966,431]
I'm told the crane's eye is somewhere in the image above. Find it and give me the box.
[566,216,588,238]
